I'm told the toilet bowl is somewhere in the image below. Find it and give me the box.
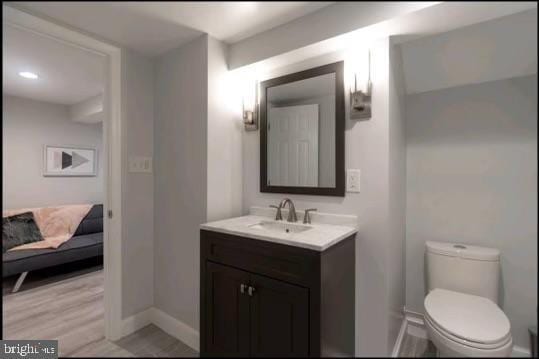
[424,241,513,357]
[424,288,512,357]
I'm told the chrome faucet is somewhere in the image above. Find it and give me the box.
[269,204,283,220]
[303,208,318,224]
[279,198,298,222]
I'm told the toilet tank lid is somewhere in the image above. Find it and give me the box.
[426,241,500,261]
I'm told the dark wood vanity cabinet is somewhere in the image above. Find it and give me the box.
[205,261,309,356]
[200,229,355,357]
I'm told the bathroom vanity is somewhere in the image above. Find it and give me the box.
[199,207,357,357]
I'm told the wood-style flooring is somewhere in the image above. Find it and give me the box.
[399,332,437,357]
[3,269,198,357]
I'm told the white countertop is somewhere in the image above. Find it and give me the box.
[200,208,358,251]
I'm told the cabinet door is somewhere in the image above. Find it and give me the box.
[205,262,250,356]
[249,274,309,357]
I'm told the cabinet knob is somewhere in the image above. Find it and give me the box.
[240,283,247,294]
[248,286,256,296]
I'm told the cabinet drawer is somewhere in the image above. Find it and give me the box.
[201,230,319,287]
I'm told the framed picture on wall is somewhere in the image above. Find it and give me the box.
[43,145,97,177]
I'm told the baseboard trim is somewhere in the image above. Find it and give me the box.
[151,308,199,352]
[392,318,408,357]
[511,345,531,357]
[404,308,428,339]
[404,308,424,325]
[119,307,199,352]
[121,308,153,337]
[403,308,531,357]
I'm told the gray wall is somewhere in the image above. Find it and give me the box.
[405,75,538,350]
[154,35,208,331]
[228,2,434,69]
[242,38,405,356]
[2,95,103,210]
[207,36,243,222]
[121,49,155,318]
[400,9,537,94]
[387,42,407,353]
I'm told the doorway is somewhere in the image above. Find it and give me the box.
[3,4,124,341]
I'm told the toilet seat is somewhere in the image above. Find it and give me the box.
[424,289,511,352]
[425,313,513,357]
[425,311,511,350]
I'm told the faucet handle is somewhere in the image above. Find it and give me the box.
[269,205,282,221]
[303,208,317,224]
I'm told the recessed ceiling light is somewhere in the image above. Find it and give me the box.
[19,71,39,79]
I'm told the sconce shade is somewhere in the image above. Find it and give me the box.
[243,109,255,124]
[243,80,259,131]
[350,51,372,120]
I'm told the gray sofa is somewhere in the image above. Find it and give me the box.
[3,204,103,292]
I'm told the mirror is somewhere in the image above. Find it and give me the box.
[260,61,345,196]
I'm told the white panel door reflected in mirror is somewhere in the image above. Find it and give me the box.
[260,61,345,197]
[266,73,336,188]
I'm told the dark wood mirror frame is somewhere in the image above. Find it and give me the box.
[260,61,345,197]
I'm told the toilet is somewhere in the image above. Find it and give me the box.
[424,241,512,357]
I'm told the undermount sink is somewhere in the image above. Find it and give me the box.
[200,208,359,251]
[248,220,312,234]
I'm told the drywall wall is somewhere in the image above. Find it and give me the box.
[70,93,104,124]
[207,36,243,222]
[405,75,538,351]
[242,37,404,356]
[154,35,208,332]
[387,42,407,354]
[228,2,436,69]
[400,9,538,94]
[121,49,155,318]
[2,95,103,210]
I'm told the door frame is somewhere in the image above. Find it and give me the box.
[3,5,124,340]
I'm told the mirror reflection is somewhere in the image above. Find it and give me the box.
[266,73,336,188]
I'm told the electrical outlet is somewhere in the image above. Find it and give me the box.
[128,156,152,173]
[346,169,360,193]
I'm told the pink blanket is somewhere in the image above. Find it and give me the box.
[3,204,93,251]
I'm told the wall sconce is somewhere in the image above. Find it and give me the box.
[350,51,372,120]
[243,80,258,131]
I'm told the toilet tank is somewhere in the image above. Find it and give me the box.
[425,241,500,303]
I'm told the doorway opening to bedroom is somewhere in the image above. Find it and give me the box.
[2,19,109,353]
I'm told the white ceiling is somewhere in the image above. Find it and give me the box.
[10,1,333,56]
[2,23,106,105]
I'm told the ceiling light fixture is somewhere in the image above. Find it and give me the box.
[18,71,39,79]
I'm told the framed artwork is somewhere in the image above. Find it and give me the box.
[43,145,97,177]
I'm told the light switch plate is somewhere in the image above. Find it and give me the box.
[346,169,360,193]
[128,156,152,173]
